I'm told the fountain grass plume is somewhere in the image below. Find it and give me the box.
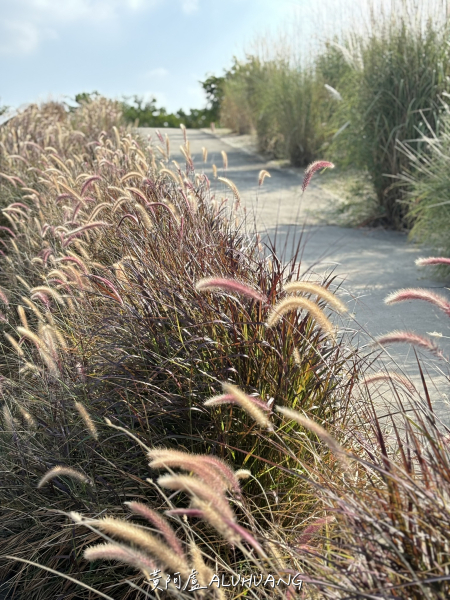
[205,382,274,431]
[266,296,335,338]
[276,406,348,466]
[258,169,271,186]
[302,161,334,193]
[187,499,241,545]
[124,502,184,558]
[221,150,228,170]
[148,448,242,493]
[30,286,65,305]
[74,401,98,440]
[4,333,24,357]
[157,474,236,524]
[217,177,241,203]
[195,276,268,303]
[84,543,157,578]
[37,466,91,488]
[385,288,450,315]
[149,451,234,492]
[416,256,450,267]
[362,371,416,394]
[283,281,347,313]
[87,517,188,575]
[374,330,444,358]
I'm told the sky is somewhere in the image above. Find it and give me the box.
[0,0,318,112]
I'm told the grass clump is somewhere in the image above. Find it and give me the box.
[0,99,357,598]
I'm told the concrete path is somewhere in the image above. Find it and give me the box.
[139,127,450,416]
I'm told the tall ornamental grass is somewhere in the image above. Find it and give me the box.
[54,256,450,599]
[399,104,450,261]
[220,0,450,228]
[0,100,357,598]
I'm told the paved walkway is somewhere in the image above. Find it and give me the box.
[139,127,450,417]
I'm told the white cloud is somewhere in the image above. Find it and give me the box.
[180,0,199,14]
[0,0,160,55]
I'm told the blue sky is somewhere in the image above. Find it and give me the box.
[0,0,315,112]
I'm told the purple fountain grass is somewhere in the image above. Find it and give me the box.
[302,161,334,193]
[80,175,102,196]
[87,516,189,576]
[148,448,242,494]
[258,169,271,186]
[266,296,335,338]
[37,465,91,488]
[205,392,272,412]
[195,276,268,303]
[276,406,348,466]
[84,543,157,578]
[74,401,98,440]
[188,499,241,545]
[205,383,274,431]
[385,288,450,316]
[362,371,416,394]
[148,449,239,493]
[217,177,241,203]
[124,501,185,558]
[416,256,450,267]
[374,330,444,358]
[156,475,233,516]
[283,281,347,313]
[88,275,124,306]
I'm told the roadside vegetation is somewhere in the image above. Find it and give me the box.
[0,97,449,599]
[219,0,450,234]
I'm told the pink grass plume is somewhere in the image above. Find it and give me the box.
[384,288,450,316]
[195,277,268,303]
[302,161,334,193]
[416,256,450,267]
[374,330,444,358]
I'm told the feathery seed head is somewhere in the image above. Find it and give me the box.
[195,277,268,303]
[92,517,188,575]
[217,177,241,204]
[74,401,98,440]
[266,296,335,338]
[37,465,90,488]
[258,169,271,186]
[283,281,347,313]
[84,543,156,578]
[207,382,274,430]
[374,330,444,358]
[416,256,450,267]
[221,150,228,170]
[384,288,450,315]
[157,474,235,522]
[276,406,348,466]
[362,371,415,394]
[302,161,334,193]
[125,502,184,557]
